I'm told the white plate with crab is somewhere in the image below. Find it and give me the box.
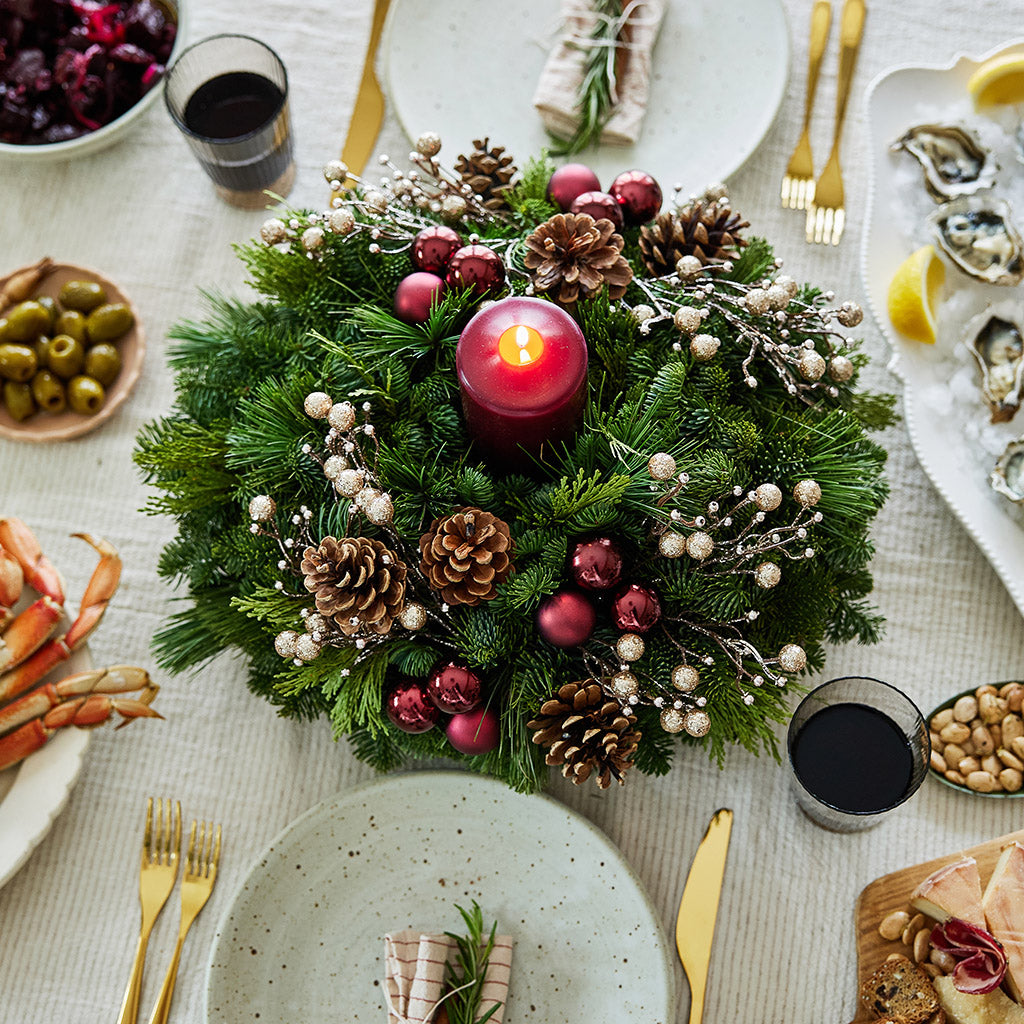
[0,520,153,889]
[861,39,1024,620]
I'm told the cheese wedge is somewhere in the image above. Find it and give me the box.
[912,856,987,928]
[935,974,1024,1023]
[981,841,1024,1002]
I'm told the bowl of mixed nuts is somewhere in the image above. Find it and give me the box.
[928,682,1024,797]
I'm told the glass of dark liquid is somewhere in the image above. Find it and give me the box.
[787,677,930,832]
[163,34,295,208]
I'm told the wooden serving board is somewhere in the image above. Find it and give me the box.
[854,828,1024,1001]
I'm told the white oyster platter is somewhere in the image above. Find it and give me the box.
[862,40,1024,620]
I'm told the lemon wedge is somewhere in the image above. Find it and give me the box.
[967,52,1024,107]
[887,245,945,344]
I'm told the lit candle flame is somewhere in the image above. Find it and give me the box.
[498,323,544,366]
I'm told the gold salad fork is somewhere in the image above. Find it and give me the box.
[116,798,181,1024]
[146,819,222,1024]
[805,0,867,245]
[780,0,832,210]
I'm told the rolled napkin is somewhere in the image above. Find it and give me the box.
[384,929,514,1024]
[533,0,667,147]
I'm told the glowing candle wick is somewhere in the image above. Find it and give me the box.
[498,323,544,366]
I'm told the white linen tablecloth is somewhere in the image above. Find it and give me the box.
[2,2,1023,1021]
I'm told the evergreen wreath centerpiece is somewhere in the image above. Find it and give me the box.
[135,133,894,793]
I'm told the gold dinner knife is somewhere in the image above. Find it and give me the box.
[676,808,734,1024]
[341,0,393,181]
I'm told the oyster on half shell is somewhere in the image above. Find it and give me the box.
[992,437,1024,504]
[892,124,997,201]
[929,196,1024,286]
[965,303,1024,423]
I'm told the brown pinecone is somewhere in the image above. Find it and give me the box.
[527,681,641,789]
[454,138,517,211]
[419,507,513,606]
[639,199,750,274]
[301,536,407,636]
[523,212,633,307]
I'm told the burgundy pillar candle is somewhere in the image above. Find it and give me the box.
[456,297,588,464]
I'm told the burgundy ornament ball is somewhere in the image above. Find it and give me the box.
[608,169,663,225]
[411,225,463,274]
[446,706,500,755]
[570,537,624,591]
[536,589,596,648]
[569,190,624,231]
[427,662,483,714]
[446,244,506,296]
[394,272,445,325]
[385,679,441,733]
[611,583,662,633]
[547,163,602,211]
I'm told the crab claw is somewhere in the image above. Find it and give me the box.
[0,518,65,603]
[0,543,23,629]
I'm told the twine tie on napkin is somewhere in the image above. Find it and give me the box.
[384,930,513,1024]
[533,0,667,146]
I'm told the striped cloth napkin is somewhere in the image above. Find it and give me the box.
[533,0,667,146]
[383,930,513,1024]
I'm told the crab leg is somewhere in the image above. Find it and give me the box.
[0,666,155,735]
[0,534,121,703]
[0,596,61,671]
[0,673,161,772]
[0,517,65,603]
[0,542,23,630]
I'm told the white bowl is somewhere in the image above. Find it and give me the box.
[0,0,185,163]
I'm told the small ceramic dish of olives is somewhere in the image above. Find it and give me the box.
[0,260,145,442]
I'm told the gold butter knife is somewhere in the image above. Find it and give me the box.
[676,808,734,1024]
[341,0,393,181]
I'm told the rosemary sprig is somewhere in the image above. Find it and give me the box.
[553,0,630,156]
[442,902,501,1024]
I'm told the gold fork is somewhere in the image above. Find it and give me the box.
[805,0,867,245]
[780,0,832,210]
[116,798,181,1024]
[146,819,223,1024]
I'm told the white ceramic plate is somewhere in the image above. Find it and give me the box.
[206,771,676,1023]
[0,617,91,889]
[384,0,790,191]
[862,40,1024,620]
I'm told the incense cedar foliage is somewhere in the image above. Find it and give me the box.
[135,155,894,792]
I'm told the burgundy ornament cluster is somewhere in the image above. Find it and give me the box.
[546,162,663,227]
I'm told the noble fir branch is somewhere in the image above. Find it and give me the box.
[504,154,557,224]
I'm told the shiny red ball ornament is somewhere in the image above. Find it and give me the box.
[569,190,624,231]
[570,537,624,591]
[547,163,602,211]
[536,589,596,648]
[446,705,500,755]
[446,244,506,296]
[385,679,441,733]
[393,272,445,325]
[411,225,463,274]
[611,583,661,633]
[427,662,483,714]
[608,169,663,225]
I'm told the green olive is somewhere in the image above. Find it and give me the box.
[47,334,85,379]
[67,375,105,415]
[0,343,38,382]
[85,303,133,343]
[36,296,58,329]
[31,335,50,367]
[83,342,121,386]
[2,381,35,422]
[6,301,52,342]
[0,318,11,344]
[54,310,87,344]
[58,279,107,313]
[31,370,66,414]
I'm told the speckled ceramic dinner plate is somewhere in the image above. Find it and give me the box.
[206,771,675,1022]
